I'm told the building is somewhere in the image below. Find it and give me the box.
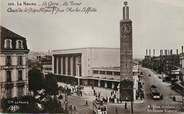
[38,55,52,76]
[52,47,139,100]
[0,26,29,99]
[180,46,184,68]
[142,48,182,82]
[180,46,184,81]
[27,51,49,71]
[180,55,184,69]
[52,2,138,101]
[52,47,120,87]
[120,1,133,101]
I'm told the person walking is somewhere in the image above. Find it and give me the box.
[85,100,88,106]
[115,107,118,114]
[125,102,127,109]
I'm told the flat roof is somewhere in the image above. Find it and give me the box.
[52,47,120,52]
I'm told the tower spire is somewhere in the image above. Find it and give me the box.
[123,1,129,20]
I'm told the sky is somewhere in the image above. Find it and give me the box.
[1,0,184,59]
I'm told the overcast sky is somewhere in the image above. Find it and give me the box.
[1,0,184,58]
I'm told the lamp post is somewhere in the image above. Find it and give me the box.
[131,97,134,114]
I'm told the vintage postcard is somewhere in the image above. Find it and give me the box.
[0,0,184,113]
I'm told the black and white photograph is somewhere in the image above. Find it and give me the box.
[0,0,184,113]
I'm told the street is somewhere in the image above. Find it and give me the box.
[134,67,182,112]
[58,67,183,114]
[106,67,182,113]
[141,67,180,104]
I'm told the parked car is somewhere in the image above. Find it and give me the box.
[150,85,163,100]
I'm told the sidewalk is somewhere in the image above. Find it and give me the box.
[59,83,146,114]
[58,82,145,103]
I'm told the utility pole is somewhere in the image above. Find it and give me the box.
[131,97,134,114]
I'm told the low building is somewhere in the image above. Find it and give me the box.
[39,55,52,75]
[0,26,29,99]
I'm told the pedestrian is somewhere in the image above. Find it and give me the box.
[69,105,73,113]
[125,102,127,109]
[173,96,176,101]
[98,92,101,97]
[115,107,118,114]
[95,92,97,97]
[80,91,82,96]
[85,100,88,106]
[140,93,143,100]
[92,85,94,90]
[93,89,96,96]
[111,91,113,96]
[74,106,76,111]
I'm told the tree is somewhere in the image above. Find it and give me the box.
[28,68,44,95]
[43,73,58,95]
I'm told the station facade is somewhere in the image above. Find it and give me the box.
[52,47,139,91]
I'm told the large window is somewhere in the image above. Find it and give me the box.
[93,70,99,74]
[107,71,112,75]
[17,87,24,96]
[6,71,12,82]
[6,88,12,98]
[6,56,12,66]
[18,70,23,81]
[4,39,12,49]
[17,56,23,65]
[100,71,105,75]
[16,40,23,49]
[114,72,120,76]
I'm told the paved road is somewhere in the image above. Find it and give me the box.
[59,67,183,114]
[107,67,183,113]
[67,95,93,114]
[140,67,180,104]
[137,67,183,112]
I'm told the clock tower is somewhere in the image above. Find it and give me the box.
[120,1,133,101]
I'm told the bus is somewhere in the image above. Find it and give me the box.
[150,85,163,100]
